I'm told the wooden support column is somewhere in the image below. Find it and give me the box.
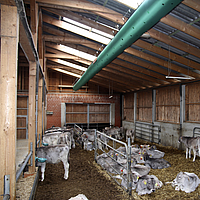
[38,9,43,146]
[28,61,36,172]
[0,5,19,200]
[38,74,43,146]
[28,0,38,172]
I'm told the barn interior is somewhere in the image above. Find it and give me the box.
[1,0,200,199]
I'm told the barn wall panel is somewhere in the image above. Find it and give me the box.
[137,90,152,122]
[123,92,134,121]
[156,85,180,123]
[185,82,200,122]
[47,93,121,128]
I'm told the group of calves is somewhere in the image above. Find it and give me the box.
[35,125,200,196]
[96,144,170,195]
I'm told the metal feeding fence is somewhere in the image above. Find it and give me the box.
[193,127,200,137]
[135,121,161,144]
[94,130,133,196]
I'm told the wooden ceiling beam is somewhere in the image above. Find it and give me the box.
[125,47,200,79]
[43,15,198,79]
[0,0,16,5]
[182,0,200,12]
[37,0,119,14]
[47,64,128,92]
[47,57,150,89]
[161,14,200,40]
[37,0,125,24]
[148,29,200,59]
[134,39,200,71]
[45,41,176,84]
[43,9,200,73]
[19,20,35,61]
[42,8,116,36]
[46,44,168,85]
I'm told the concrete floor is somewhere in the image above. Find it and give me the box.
[16,139,29,172]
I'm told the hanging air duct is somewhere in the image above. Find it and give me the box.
[73,0,183,91]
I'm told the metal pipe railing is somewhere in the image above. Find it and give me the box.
[193,127,200,137]
[95,130,132,195]
[16,142,33,182]
[135,121,161,143]
[29,168,39,200]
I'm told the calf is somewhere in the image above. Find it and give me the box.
[171,172,200,193]
[136,175,162,195]
[131,164,151,176]
[118,169,140,190]
[178,136,200,161]
[81,131,95,150]
[36,144,70,181]
[144,155,171,169]
[43,132,72,148]
[136,175,156,195]
[43,133,60,146]
[69,194,88,200]
[126,129,135,143]
[146,149,165,159]
[97,133,109,150]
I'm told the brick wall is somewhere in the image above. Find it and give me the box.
[47,93,121,129]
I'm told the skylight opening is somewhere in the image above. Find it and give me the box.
[59,44,96,62]
[62,17,113,44]
[53,68,81,78]
[56,59,87,71]
[115,0,145,9]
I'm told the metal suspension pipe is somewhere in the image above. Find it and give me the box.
[73,0,183,91]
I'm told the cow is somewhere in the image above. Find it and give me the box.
[126,128,135,143]
[136,175,162,195]
[36,144,70,181]
[170,172,200,193]
[178,136,200,161]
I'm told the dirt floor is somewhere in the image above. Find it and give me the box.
[34,138,200,200]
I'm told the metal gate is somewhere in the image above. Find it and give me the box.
[193,127,200,137]
[94,130,132,195]
[135,121,161,144]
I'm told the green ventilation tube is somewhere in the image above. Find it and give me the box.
[73,0,183,91]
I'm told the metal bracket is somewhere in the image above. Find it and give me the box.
[1,175,10,199]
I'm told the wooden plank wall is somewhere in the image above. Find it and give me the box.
[156,85,180,123]
[47,68,110,94]
[89,104,110,123]
[66,104,87,123]
[185,82,200,122]
[123,92,134,121]
[137,90,152,122]
[66,103,110,124]
[17,96,28,139]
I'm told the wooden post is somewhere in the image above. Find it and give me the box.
[38,75,43,146]
[0,5,19,200]
[28,0,38,173]
[38,9,43,146]
[28,61,36,172]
